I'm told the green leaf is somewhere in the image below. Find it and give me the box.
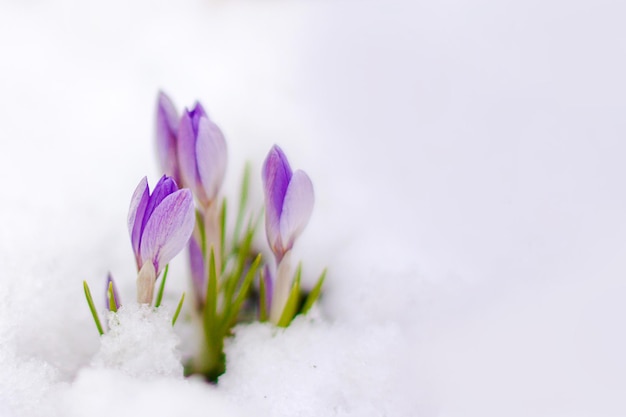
[277,264,302,327]
[259,269,268,322]
[172,292,185,326]
[219,198,227,272]
[224,218,256,307]
[300,269,326,315]
[196,209,207,257]
[221,254,262,333]
[83,281,104,336]
[154,264,169,308]
[204,246,218,334]
[234,162,251,243]
[107,281,117,313]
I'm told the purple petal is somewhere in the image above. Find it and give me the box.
[279,170,314,252]
[188,235,205,304]
[262,145,293,255]
[139,189,195,275]
[143,175,178,228]
[188,102,207,133]
[105,273,121,311]
[177,110,200,192]
[195,116,227,205]
[155,91,180,183]
[128,177,150,265]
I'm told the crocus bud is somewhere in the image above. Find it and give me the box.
[105,273,121,311]
[127,175,195,277]
[155,91,181,184]
[177,102,227,208]
[262,145,314,263]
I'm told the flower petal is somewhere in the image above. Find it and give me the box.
[156,91,180,183]
[262,145,292,255]
[279,169,314,252]
[177,110,200,192]
[196,116,227,205]
[144,175,178,226]
[128,177,149,262]
[139,189,195,275]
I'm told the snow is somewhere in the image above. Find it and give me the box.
[1,0,626,416]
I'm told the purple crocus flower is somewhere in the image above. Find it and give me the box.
[155,91,181,185]
[128,175,195,303]
[262,145,314,263]
[177,102,227,208]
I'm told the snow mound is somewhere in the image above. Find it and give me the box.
[62,368,244,417]
[219,311,423,417]
[91,303,183,378]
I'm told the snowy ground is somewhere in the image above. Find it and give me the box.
[1,0,626,416]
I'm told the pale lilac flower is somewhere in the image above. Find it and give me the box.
[155,91,181,184]
[104,273,120,311]
[262,145,314,263]
[177,102,227,208]
[128,175,195,303]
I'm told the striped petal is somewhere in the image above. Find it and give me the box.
[139,189,195,275]
[128,177,150,264]
[279,170,314,252]
[196,116,227,206]
[262,145,292,255]
[155,91,180,183]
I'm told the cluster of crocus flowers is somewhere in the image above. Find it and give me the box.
[84,90,325,381]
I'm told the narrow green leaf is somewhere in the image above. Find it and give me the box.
[204,246,218,332]
[219,198,227,272]
[154,264,169,308]
[234,162,251,243]
[224,219,256,307]
[172,292,185,326]
[196,209,207,257]
[259,269,268,322]
[83,281,104,336]
[221,254,261,332]
[300,269,326,315]
[107,282,118,313]
[277,264,302,327]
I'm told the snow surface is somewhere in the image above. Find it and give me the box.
[1,0,626,416]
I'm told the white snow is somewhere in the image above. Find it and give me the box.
[1,0,626,416]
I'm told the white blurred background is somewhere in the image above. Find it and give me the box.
[1,0,626,416]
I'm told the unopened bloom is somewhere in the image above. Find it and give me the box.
[128,175,195,303]
[177,102,227,208]
[155,91,181,184]
[104,273,121,311]
[262,145,314,263]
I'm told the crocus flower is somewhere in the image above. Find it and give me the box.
[128,175,195,303]
[177,102,227,208]
[262,145,314,263]
[155,91,181,185]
